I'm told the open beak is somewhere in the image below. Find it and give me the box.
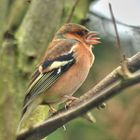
[85,32,101,45]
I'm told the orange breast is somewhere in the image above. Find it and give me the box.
[43,43,94,104]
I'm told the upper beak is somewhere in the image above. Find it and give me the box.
[85,32,101,45]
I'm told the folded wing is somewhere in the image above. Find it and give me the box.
[22,39,77,116]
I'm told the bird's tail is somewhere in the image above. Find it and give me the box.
[17,108,30,133]
[17,97,44,133]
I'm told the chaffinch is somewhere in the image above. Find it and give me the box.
[18,23,100,130]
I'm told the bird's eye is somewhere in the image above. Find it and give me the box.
[76,31,84,36]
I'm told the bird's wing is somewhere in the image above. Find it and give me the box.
[22,39,77,115]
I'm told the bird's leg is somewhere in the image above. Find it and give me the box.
[49,105,57,114]
[48,105,57,119]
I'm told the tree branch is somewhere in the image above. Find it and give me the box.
[16,52,140,140]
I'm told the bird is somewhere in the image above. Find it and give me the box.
[18,23,100,131]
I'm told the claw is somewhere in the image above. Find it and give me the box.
[49,105,57,114]
[64,95,79,109]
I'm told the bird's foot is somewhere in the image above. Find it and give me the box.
[49,105,57,114]
[64,95,79,109]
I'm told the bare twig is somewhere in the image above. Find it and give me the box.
[109,3,124,62]
[109,3,133,78]
[16,52,140,140]
[66,0,80,23]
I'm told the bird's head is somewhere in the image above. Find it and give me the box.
[55,23,100,45]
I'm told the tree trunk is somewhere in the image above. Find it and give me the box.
[0,0,64,139]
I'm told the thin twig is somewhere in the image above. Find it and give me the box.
[109,3,133,78]
[16,52,140,140]
[109,3,124,63]
[66,0,80,23]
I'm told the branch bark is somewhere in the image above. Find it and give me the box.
[16,52,140,140]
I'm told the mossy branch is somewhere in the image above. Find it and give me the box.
[17,52,140,140]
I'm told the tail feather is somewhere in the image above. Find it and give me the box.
[17,106,30,133]
[17,97,43,133]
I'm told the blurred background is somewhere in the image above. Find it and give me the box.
[0,0,140,140]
